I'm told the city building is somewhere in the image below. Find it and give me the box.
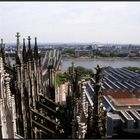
[75,49,93,57]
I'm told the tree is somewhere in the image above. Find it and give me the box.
[56,73,69,87]
[68,66,94,79]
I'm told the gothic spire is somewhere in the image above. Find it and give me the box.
[15,33,21,65]
[72,61,75,75]
[22,38,27,63]
[34,37,38,60]
[1,38,3,47]
[0,39,6,64]
[27,36,33,60]
[15,32,20,57]
[28,36,31,50]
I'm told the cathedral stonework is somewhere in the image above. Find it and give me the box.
[0,45,16,138]
[0,33,63,139]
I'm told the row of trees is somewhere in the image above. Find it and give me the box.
[124,67,140,73]
[56,66,94,86]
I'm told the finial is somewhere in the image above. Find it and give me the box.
[15,32,21,56]
[22,38,27,63]
[27,36,31,41]
[35,37,37,45]
[34,37,38,59]
[27,36,31,49]
[27,36,33,60]
[23,38,26,51]
[16,32,20,38]
[71,61,75,74]
[23,38,25,47]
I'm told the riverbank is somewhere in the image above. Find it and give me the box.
[62,56,140,61]
[62,58,140,70]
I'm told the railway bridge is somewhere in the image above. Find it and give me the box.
[41,49,62,101]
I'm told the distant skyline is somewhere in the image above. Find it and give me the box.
[1,2,140,44]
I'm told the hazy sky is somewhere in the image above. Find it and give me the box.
[1,2,140,44]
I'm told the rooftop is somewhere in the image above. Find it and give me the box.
[103,91,140,110]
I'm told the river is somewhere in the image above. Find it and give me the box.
[62,58,140,71]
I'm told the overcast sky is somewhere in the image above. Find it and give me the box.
[1,2,140,44]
